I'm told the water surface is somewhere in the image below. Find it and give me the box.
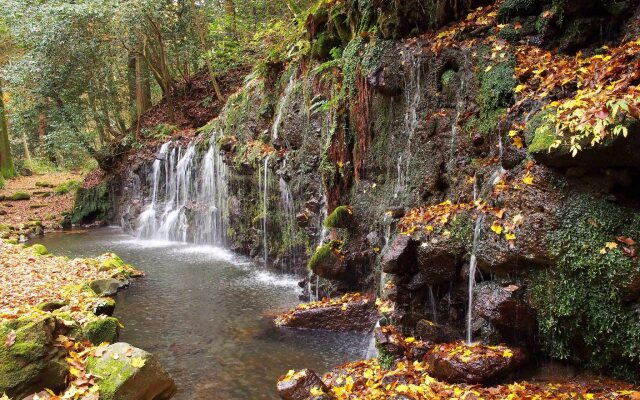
[36,227,369,399]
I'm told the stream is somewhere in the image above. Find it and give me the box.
[35,227,369,399]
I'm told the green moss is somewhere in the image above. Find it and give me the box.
[87,353,137,400]
[498,0,544,21]
[476,54,516,136]
[54,180,80,195]
[528,117,558,155]
[35,182,54,188]
[530,195,640,382]
[377,347,395,370]
[7,191,30,201]
[324,205,353,229]
[307,242,340,272]
[83,317,120,345]
[440,69,456,89]
[30,244,49,256]
[99,255,124,271]
[70,183,110,224]
[448,215,473,246]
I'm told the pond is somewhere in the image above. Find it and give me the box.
[35,227,369,399]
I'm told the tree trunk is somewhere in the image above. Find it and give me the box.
[189,0,224,102]
[225,0,237,37]
[0,84,16,179]
[135,52,152,125]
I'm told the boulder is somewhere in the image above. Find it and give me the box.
[415,320,462,344]
[473,281,536,333]
[276,295,378,332]
[277,369,328,400]
[0,316,69,399]
[87,343,177,400]
[83,317,120,345]
[93,297,116,316]
[308,243,345,280]
[426,344,527,384]
[381,235,418,274]
[416,242,459,285]
[90,278,122,296]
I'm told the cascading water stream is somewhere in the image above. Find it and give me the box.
[260,155,272,267]
[278,176,298,273]
[272,75,296,141]
[394,54,423,198]
[134,131,229,246]
[466,214,485,344]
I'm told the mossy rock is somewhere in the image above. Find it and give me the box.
[308,242,343,280]
[83,317,120,345]
[70,183,111,225]
[36,301,66,312]
[3,191,31,201]
[30,244,49,256]
[87,343,177,400]
[99,255,125,272]
[0,316,68,399]
[324,205,353,229]
[498,0,545,22]
[35,182,54,188]
[93,297,117,316]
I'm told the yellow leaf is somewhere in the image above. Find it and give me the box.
[131,357,146,368]
[404,337,416,344]
[515,84,526,93]
[605,242,618,250]
[310,387,325,396]
[396,384,409,393]
[505,232,516,241]
[503,349,513,358]
[522,173,534,185]
[491,223,503,235]
[485,65,492,72]
[69,366,81,377]
[600,248,607,254]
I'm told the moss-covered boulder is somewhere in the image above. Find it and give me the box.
[83,317,120,345]
[70,183,111,225]
[87,343,177,400]
[30,244,49,256]
[0,316,68,399]
[90,278,122,297]
[93,297,117,316]
[308,242,344,280]
[324,205,353,229]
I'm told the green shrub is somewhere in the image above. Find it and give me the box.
[530,195,640,382]
[324,205,353,229]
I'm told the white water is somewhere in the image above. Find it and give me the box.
[272,75,296,141]
[466,215,485,344]
[394,54,423,198]
[279,176,298,272]
[135,132,229,246]
[259,155,272,267]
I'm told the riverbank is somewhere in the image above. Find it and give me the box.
[0,238,175,400]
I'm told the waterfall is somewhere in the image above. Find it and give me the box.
[428,285,438,324]
[278,176,298,272]
[272,75,296,141]
[364,321,380,359]
[466,214,485,344]
[134,131,229,246]
[259,155,272,266]
[394,54,423,198]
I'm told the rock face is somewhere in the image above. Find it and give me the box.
[426,345,527,384]
[87,342,177,400]
[473,281,536,334]
[381,236,418,274]
[416,320,462,344]
[416,242,460,285]
[0,316,69,399]
[276,295,378,332]
[276,369,328,400]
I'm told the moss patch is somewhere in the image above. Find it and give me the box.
[530,195,640,382]
[83,317,120,345]
[324,205,353,229]
[308,242,340,272]
[30,244,49,256]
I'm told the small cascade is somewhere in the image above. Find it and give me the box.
[134,131,229,246]
[428,285,438,324]
[272,75,296,141]
[364,321,380,359]
[278,176,298,272]
[466,214,485,344]
[259,155,272,266]
[394,54,423,198]
[447,54,470,176]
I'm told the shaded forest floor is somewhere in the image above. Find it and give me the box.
[0,172,84,236]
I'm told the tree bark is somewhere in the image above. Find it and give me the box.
[0,84,16,179]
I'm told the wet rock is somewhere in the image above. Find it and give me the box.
[365,231,381,247]
[416,242,459,285]
[374,326,405,358]
[0,316,69,399]
[426,344,527,384]
[308,242,345,281]
[406,271,428,291]
[381,235,418,274]
[368,65,402,97]
[89,278,122,296]
[93,297,116,316]
[276,294,378,332]
[277,369,328,400]
[501,144,526,170]
[473,281,536,333]
[83,317,120,345]
[416,320,462,344]
[386,207,406,219]
[87,342,177,400]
